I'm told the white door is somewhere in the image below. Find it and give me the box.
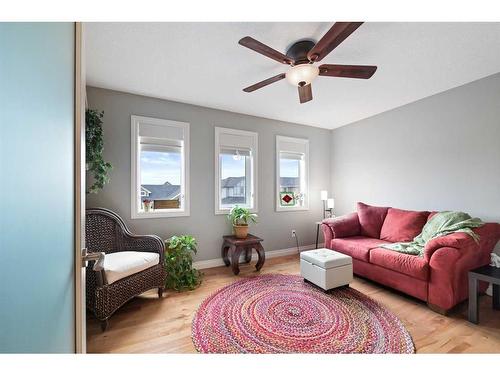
[0,22,77,353]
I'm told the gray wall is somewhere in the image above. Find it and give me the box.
[330,73,500,224]
[86,87,331,261]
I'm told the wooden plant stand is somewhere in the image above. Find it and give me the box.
[221,234,265,275]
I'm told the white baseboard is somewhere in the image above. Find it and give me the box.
[193,243,324,270]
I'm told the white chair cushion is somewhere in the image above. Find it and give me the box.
[103,251,160,285]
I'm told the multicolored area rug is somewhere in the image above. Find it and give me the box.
[192,274,415,353]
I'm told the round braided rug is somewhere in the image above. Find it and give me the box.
[192,274,414,353]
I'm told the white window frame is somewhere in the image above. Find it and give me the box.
[215,127,258,215]
[276,135,309,212]
[131,115,190,219]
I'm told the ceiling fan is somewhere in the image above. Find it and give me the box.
[238,22,377,104]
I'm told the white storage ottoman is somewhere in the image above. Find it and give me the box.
[300,248,353,290]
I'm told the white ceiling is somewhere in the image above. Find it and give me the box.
[86,22,500,129]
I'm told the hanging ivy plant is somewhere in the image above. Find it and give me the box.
[86,109,112,194]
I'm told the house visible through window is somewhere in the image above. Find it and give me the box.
[279,155,301,196]
[140,148,181,209]
[131,116,190,218]
[220,149,250,208]
[276,136,309,211]
[215,127,257,214]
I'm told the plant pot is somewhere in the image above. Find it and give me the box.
[233,224,249,239]
[143,202,152,212]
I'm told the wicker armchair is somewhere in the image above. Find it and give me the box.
[86,207,166,331]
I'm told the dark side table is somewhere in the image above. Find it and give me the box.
[315,221,322,248]
[468,265,500,324]
[221,234,265,275]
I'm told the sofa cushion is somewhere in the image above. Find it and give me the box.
[357,202,390,238]
[103,251,160,285]
[369,248,429,281]
[380,208,430,242]
[330,236,392,262]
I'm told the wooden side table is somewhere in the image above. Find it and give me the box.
[468,265,500,324]
[221,234,265,275]
[315,221,322,249]
[316,216,334,248]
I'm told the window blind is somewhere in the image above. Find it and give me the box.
[280,151,304,160]
[220,147,251,157]
[140,143,181,154]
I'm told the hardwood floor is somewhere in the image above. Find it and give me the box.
[87,254,500,353]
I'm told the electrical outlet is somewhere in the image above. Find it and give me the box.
[291,230,296,237]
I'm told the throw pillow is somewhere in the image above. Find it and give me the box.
[380,208,430,242]
[357,202,390,238]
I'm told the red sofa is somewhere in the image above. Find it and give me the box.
[321,202,500,313]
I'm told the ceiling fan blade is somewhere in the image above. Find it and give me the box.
[298,83,313,104]
[239,36,294,65]
[319,64,377,79]
[307,22,363,62]
[243,73,286,93]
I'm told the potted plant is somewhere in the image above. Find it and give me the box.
[227,206,258,239]
[142,199,152,212]
[164,235,202,291]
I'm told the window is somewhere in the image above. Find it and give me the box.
[276,135,309,211]
[215,127,258,214]
[131,115,189,218]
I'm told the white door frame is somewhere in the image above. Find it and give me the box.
[74,22,86,354]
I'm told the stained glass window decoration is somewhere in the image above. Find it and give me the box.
[280,191,295,206]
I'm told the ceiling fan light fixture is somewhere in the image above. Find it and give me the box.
[239,23,375,103]
[232,150,242,161]
[286,64,319,86]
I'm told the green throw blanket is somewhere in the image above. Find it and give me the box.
[380,211,483,257]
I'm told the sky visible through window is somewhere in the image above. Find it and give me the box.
[221,154,245,179]
[280,158,299,178]
[140,150,181,185]
[219,155,299,179]
[140,151,299,185]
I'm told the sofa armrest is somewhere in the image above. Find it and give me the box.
[321,212,360,246]
[424,232,477,262]
[427,243,491,310]
[426,224,500,310]
[86,263,106,287]
[424,223,500,262]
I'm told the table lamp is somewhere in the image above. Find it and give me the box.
[320,190,328,218]
[320,190,328,201]
[327,198,335,218]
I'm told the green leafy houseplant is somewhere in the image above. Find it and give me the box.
[227,206,258,239]
[86,109,112,194]
[164,235,202,291]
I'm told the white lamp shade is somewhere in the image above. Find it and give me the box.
[327,198,335,209]
[320,190,328,201]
